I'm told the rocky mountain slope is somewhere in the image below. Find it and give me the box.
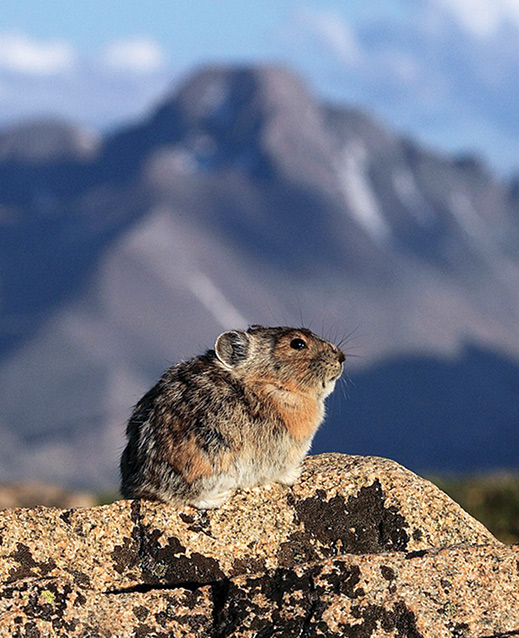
[1,65,519,488]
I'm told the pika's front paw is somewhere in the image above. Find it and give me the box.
[276,465,301,487]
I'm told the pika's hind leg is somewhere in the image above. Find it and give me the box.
[190,488,234,509]
[276,464,301,486]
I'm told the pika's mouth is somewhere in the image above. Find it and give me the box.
[321,377,339,398]
[322,363,343,389]
[333,362,345,381]
[315,356,344,396]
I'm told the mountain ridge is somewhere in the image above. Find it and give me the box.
[1,63,518,487]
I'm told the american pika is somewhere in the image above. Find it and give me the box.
[120,325,345,509]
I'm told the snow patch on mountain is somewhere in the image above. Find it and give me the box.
[449,190,489,248]
[338,141,390,242]
[188,272,249,329]
[392,167,433,223]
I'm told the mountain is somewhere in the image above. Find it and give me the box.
[1,64,519,488]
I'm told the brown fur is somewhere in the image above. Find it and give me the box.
[251,380,321,441]
[120,325,345,508]
[170,436,215,483]
[276,392,321,441]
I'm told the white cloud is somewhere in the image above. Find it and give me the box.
[0,33,76,75]
[435,0,519,37]
[100,38,167,73]
[297,9,361,65]
[0,34,172,130]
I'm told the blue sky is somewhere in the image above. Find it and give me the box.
[1,0,518,174]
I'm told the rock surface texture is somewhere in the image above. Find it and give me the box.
[0,453,516,637]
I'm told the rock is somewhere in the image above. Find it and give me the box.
[0,576,213,637]
[0,455,496,592]
[1,546,519,637]
[0,453,514,636]
[213,544,519,637]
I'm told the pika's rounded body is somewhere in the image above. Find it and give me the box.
[120,325,345,508]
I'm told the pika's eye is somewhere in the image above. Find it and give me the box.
[290,338,307,350]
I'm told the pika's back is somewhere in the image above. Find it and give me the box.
[120,325,345,508]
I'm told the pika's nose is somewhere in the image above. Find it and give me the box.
[338,350,346,364]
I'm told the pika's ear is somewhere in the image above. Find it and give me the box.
[215,331,250,369]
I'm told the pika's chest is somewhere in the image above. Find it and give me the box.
[261,385,323,441]
[277,400,323,442]
[231,387,323,487]
[233,425,309,488]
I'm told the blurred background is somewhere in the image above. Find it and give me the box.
[1,1,519,534]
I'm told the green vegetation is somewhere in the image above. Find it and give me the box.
[41,590,56,604]
[95,490,119,506]
[430,474,519,544]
